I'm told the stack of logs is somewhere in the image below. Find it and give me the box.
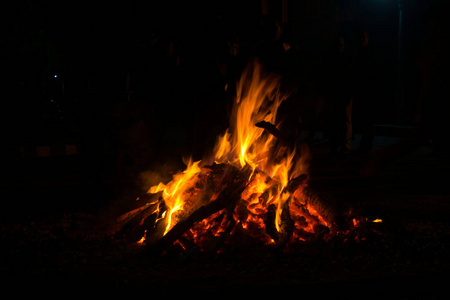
[114,161,345,255]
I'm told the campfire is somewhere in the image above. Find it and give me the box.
[115,60,381,255]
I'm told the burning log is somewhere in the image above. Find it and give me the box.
[301,188,338,229]
[277,199,295,247]
[115,161,342,254]
[255,120,288,147]
[284,174,308,193]
[263,174,308,247]
[115,197,164,242]
[147,164,253,255]
[264,204,278,243]
[277,174,308,246]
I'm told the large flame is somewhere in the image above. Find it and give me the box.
[146,60,313,244]
[214,61,288,172]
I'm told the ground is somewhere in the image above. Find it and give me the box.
[1,131,450,296]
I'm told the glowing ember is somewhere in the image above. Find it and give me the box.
[137,230,147,244]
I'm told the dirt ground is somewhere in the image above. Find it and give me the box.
[1,145,449,296]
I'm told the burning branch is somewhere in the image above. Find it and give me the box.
[147,164,253,255]
[255,120,289,147]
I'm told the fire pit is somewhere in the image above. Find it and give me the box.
[115,60,382,255]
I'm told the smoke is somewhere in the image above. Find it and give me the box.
[138,160,184,193]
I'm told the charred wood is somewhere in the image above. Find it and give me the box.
[115,198,164,242]
[176,166,218,219]
[262,175,308,247]
[302,188,339,229]
[144,206,168,246]
[277,194,295,248]
[147,164,253,256]
[313,224,330,240]
[283,174,308,194]
[277,174,309,247]
[116,195,162,227]
[255,120,289,147]
[265,204,279,242]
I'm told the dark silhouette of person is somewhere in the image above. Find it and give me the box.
[325,37,353,155]
[354,30,378,153]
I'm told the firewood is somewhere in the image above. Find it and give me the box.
[116,195,162,227]
[255,120,289,146]
[264,174,308,247]
[283,174,308,194]
[114,198,163,242]
[302,188,338,228]
[118,163,226,244]
[175,165,218,220]
[261,198,294,248]
[276,175,305,248]
[147,164,253,255]
[278,197,295,247]
[265,204,278,242]
[143,201,168,245]
[313,224,330,237]
[219,210,237,244]
[259,186,279,206]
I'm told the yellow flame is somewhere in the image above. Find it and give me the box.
[148,158,201,235]
[272,150,297,232]
[275,191,291,232]
[164,203,182,235]
[137,230,147,244]
[214,60,290,173]
[148,182,167,194]
[214,131,232,163]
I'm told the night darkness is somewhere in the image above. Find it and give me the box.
[1,0,450,293]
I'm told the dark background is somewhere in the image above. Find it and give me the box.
[2,0,445,121]
[1,0,449,213]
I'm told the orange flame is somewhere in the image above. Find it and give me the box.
[146,60,315,243]
[137,230,147,244]
[214,61,289,172]
[148,158,201,235]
